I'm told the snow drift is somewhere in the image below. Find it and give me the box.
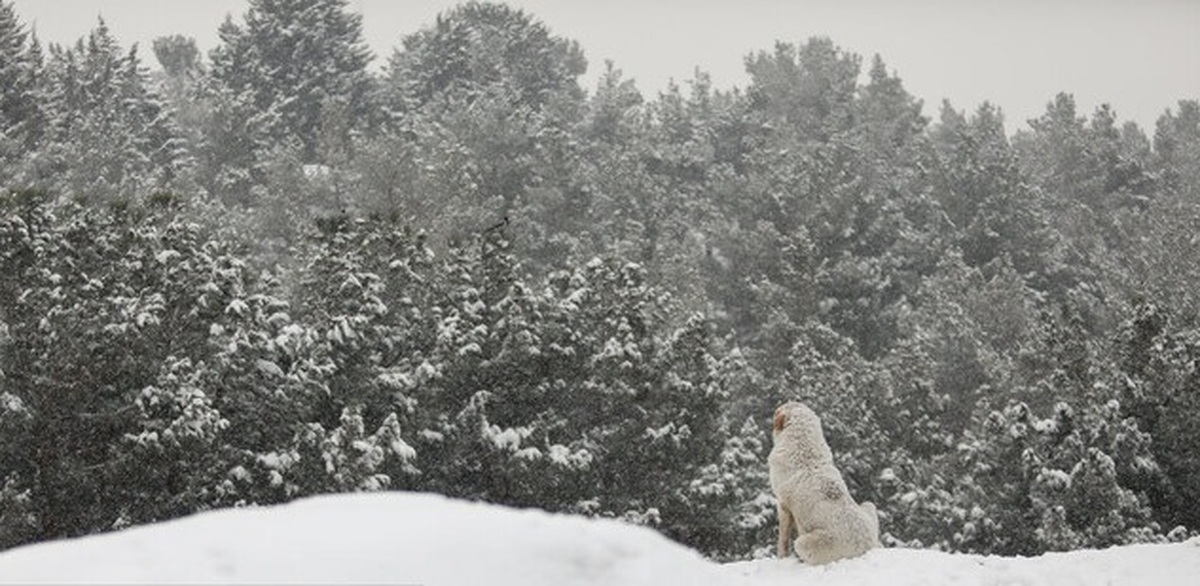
[0,493,726,586]
[0,492,1195,585]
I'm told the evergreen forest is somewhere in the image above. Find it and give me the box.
[1,0,1199,560]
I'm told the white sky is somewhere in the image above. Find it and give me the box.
[9,0,1199,133]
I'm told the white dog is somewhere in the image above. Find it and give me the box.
[768,401,880,564]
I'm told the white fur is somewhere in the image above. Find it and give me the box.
[768,401,880,564]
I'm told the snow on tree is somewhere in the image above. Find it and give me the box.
[928,101,1062,293]
[368,1,587,253]
[954,397,1162,555]
[1116,300,1200,533]
[0,194,250,544]
[385,1,585,115]
[2,0,1198,559]
[32,19,188,203]
[854,54,928,164]
[0,1,45,180]
[207,0,373,165]
[1153,100,1200,197]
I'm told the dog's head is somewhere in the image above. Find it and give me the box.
[771,400,833,463]
[773,401,820,434]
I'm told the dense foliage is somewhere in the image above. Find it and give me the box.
[1,0,1198,560]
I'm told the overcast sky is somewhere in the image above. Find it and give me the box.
[9,0,1199,134]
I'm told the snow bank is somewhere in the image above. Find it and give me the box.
[727,541,1200,586]
[0,492,732,585]
[0,492,1196,585]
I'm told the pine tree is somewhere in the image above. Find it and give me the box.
[208,0,373,165]
[0,2,30,129]
[955,400,1043,555]
[855,54,927,164]
[1116,300,1200,532]
[152,35,200,80]
[1153,100,1200,197]
[1015,94,1157,262]
[198,0,373,208]
[385,1,585,115]
[150,35,206,154]
[190,82,268,205]
[38,19,187,203]
[0,194,249,544]
[375,1,587,256]
[930,101,1062,293]
[1019,94,1155,211]
[0,2,46,184]
[684,416,775,560]
[730,38,945,359]
[744,37,859,143]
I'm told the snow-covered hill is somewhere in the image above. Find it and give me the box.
[0,492,1195,585]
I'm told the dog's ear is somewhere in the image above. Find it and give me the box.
[773,407,786,432]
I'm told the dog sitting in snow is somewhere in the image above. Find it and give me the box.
[769,401,880,564]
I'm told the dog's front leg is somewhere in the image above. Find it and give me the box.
[776,503,795,558]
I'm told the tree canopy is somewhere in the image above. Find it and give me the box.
[0,0,1197,560]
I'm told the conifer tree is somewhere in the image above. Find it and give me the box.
[0,2,45,183]
[855,54,928,163]
[208,0,373,165]
[386,1,585,115]
[1153,100,1200,197]
[375,1,587,253]
[744,37,859,143]
[38,19,187,203]
[930,102,1061,292]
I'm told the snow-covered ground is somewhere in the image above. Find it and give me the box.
[0,492,1196,585]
